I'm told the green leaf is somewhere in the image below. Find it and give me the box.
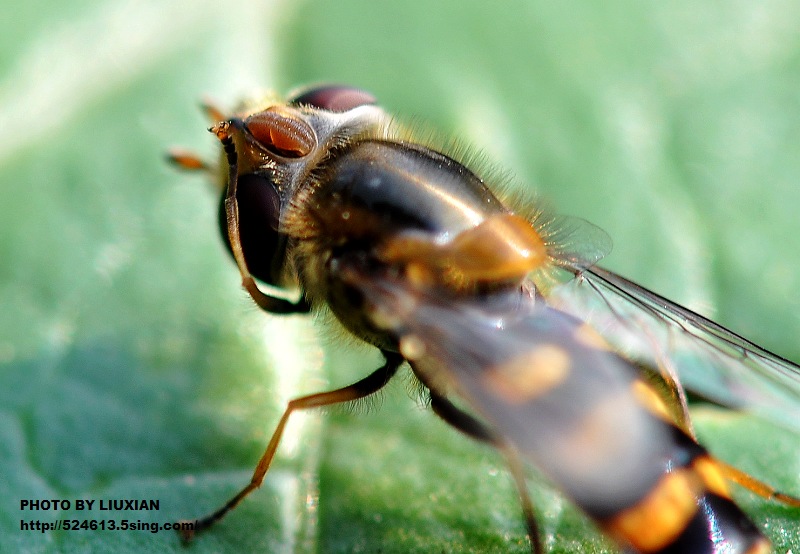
[2,1,799,553]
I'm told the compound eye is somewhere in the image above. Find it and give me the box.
[290,85,376,112]
[219,173,286,285]
[245,108,316,157]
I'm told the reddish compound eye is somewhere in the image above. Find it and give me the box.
[245,108,316,157]
[290,85,376,112]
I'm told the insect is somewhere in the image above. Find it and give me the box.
[169,85,800,553]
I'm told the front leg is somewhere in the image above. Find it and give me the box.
[180,350,404,541]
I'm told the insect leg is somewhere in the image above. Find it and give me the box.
[503,447,543,554]
[166,100,225,173]
[199,98,226,124]
[715,459,800,507]
[166,148,211,172]
[180,351,404,542]
[429,392,497,443]
[429,393,541,554]
[168,100,227,173]
[212,122,311,315]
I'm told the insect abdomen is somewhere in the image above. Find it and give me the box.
[366,281,771,554]
[601,432,768,554]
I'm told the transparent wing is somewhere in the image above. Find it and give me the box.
[539,213,613,272]
[548,264,800,433]
[355,273,672,508]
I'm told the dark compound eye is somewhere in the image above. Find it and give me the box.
[290,85,377,112]
[219,173,287,286]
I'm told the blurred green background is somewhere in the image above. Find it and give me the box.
[2,1,799,552]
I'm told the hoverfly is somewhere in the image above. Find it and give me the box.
[169,85,800,553]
